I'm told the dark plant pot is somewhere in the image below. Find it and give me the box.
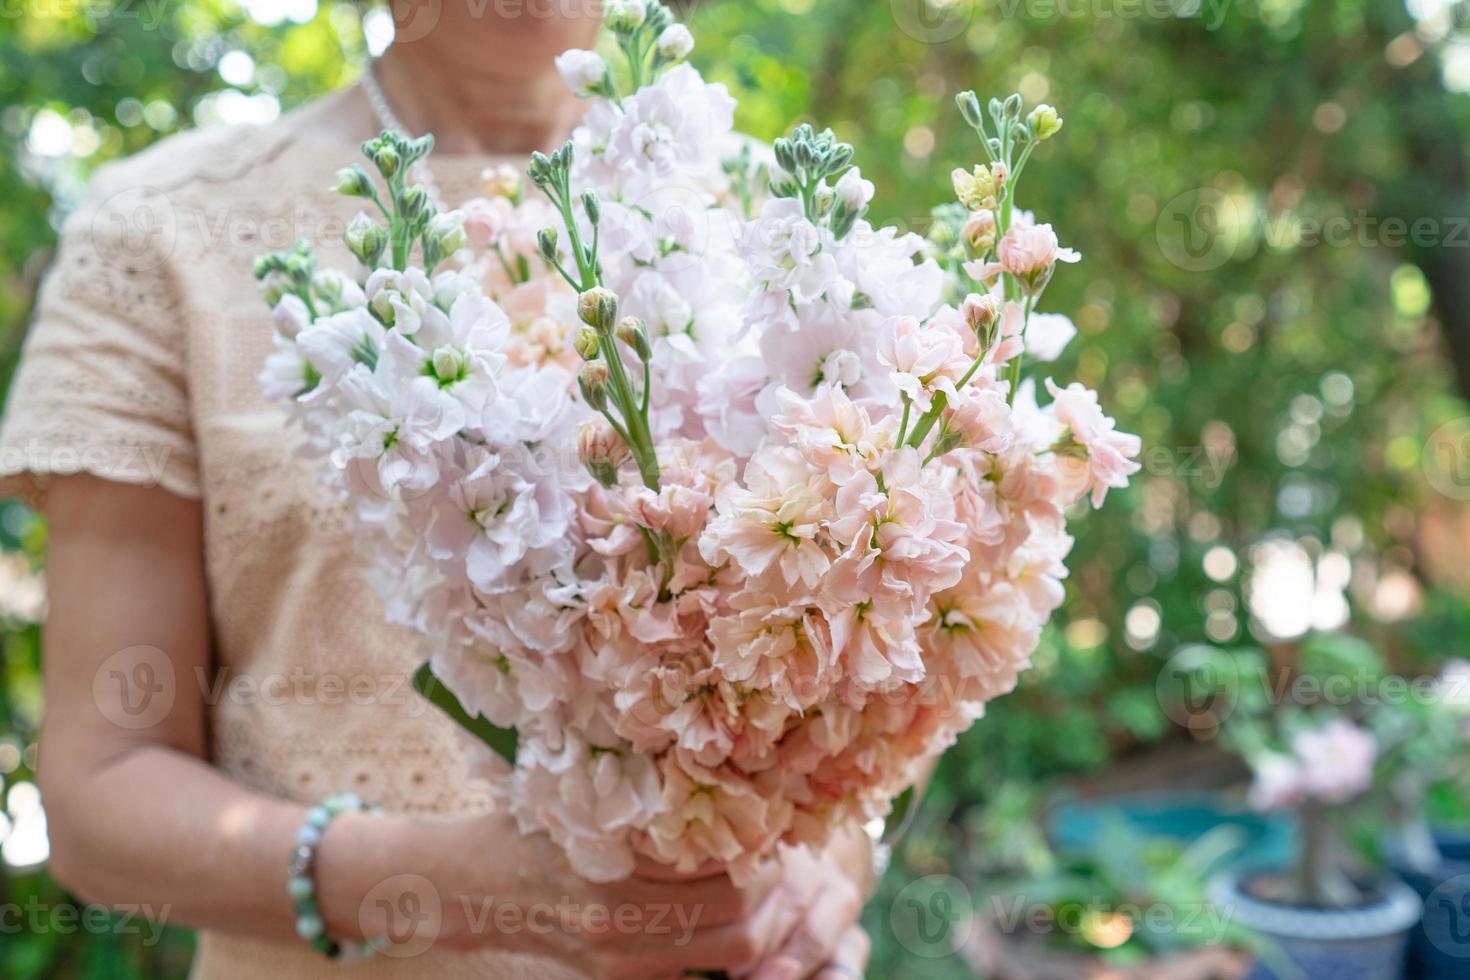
[964,915,1251,980]
[1384,826,1470,979]
[1207,869,1420,980]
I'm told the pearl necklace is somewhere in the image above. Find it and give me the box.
[359,58,442,206]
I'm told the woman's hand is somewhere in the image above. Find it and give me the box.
[743,822,876,980]
[318,809,805,978]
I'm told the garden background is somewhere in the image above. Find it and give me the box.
[2,0,1469,976]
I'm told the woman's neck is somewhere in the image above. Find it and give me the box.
[372,40,587,156]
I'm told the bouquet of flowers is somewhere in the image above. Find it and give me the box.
[255,2,1139,884]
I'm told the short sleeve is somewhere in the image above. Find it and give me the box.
[0,166,201,509]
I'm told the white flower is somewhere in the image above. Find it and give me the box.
[834,167,874,210]
[657,24,694,60]
[295,308,385,386]
[1024,312,1077,362]
[258,334,317,401]
[605,0,647,30]
[743,197,838,304]
[555,49,607,98]
[600,64,736,189]
[271,293,311,340]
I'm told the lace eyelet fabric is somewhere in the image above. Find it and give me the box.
[0,91,585,980]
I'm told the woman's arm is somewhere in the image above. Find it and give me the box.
[40,474,303,931]
[37,474,813,977]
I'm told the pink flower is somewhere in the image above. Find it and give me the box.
[924,576,1040,690]
[700,446,834,590]
[461,196,510,250]
[1045,379,1142,507]
[826,602,924,688]
[1293,719,1377,804]
[964,222,1080,294]
[641,755,791,883]
[628,482,713,540]
[824,449,968,619]
[772,384,896,485]
[1248,719,1378,811]
[877,315,971,413]
[945,386,1013,455]
[707,592,836,710]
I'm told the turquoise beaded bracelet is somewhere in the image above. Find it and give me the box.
[287,793,382,961]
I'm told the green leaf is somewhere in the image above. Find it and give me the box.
[411,662,518,764]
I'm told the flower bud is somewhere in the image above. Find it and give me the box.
[581,190,601,226]
[955,90,983,131]
[537,227,559,263]
[616,316,653,361]
[962,292,1000,335]
[657,24,694,60]
[398,185,430,223]
[1027,104,1062,141]
[527,151,554,187]
[573,326,602,361]
[578,420,630,487]
[961,209,996,253]
[345,212,388,266]
[578,362,612,411]
[606,0,647,31]
[430,345,467,383]
[834,167,874,210]
[260,270,290,307]
[578,286,619,332]
[372,145,400,179]
[334,166,375,198]
[813,184,835,219]
[555,49,608,98]
[429,210,467,255]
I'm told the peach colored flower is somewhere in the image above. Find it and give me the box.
[701,446,834,590]
[641,755,792,883]
[1046,379,1142,507]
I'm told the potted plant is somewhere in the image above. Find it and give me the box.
[1377,658,1470,978]
[1198,635,1423,980]
[962,788,1258,979]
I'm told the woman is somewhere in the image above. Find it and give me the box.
[0,2,876,977]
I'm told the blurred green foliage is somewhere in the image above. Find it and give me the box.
[2,0,1470,976]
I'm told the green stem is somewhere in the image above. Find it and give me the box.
[387,171,410,272]
[905,391,948,449]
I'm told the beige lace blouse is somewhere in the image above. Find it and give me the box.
[0,90,582,980]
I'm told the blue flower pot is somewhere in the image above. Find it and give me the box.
[1207,869,1421,980]
[1385,826,1470,979]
